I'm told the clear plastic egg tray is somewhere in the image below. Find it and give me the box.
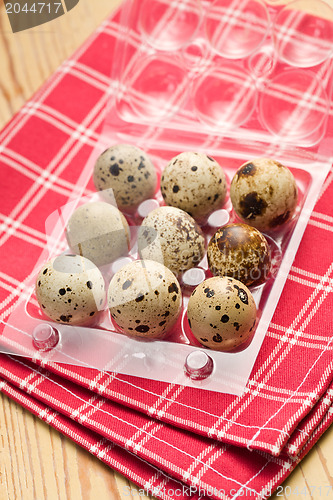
[2,0,333,395]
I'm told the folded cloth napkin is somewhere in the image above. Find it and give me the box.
[0,375,195,500]
[1,3,333,498]
[1,4,333,457]
[1,354,333,500]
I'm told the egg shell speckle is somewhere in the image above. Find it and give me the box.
[66,201,130,267]
[230,158,298,231]
[93,144,157,214]
[187,276,257,351]
[207,223,271,286]
[108,259,182,339]
[36,255,106,326]
[160,152,227,221]
[138,206,206,276]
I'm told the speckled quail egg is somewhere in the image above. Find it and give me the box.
[160,152,227,221]
[230,158,298,231]
[187,276,257,351]
[36,254,106,326]
[93,144,157,214]
[108,259,182,339]
[138,206,205,276]
[65,201,130,267]
[207,223,271,287]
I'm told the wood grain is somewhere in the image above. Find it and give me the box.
[0,0,333,498]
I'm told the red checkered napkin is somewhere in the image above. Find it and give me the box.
[30,260,333,457]
[1,0,333,472]
[283,382,333,458]
[1,354,333,500]
[0,376,196,500]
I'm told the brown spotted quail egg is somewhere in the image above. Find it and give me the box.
[138,206,205,276]
[93,144,157,214]
[207,223,271,287]
[65,201,130,268]
[230,158,298,231]
[160,152,227,221]
[108,259,182,339]
[187,276,257,351]
[36,254,106,326]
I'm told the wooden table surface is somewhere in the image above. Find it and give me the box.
[1,1,333,498]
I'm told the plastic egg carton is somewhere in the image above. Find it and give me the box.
[111,0,333,145]
[2,0,333,395]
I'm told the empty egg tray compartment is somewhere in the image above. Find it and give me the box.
[113,0,333,147]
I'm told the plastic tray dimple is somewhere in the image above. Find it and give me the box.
[2,0,333,396]
[112,0,333,148]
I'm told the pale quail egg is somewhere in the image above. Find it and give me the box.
[207,223,271,286]
[36,254,106,326]
[160,152,227,221]
[138,206,205,276]
[108,259,182,339]
[187,276,257,351]
[230,158,298,231]
[65,201,130,267]
[93,144,157,213]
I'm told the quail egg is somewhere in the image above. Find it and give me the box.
[187,276,257,351]
[36,254,106,326]
[108,259,182,339]
[65,201,130,267]
[207,223,271,286]
[138,206,205,276]
[93,144,157,213]
[160,152,227,221]
[230,158,298,231]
